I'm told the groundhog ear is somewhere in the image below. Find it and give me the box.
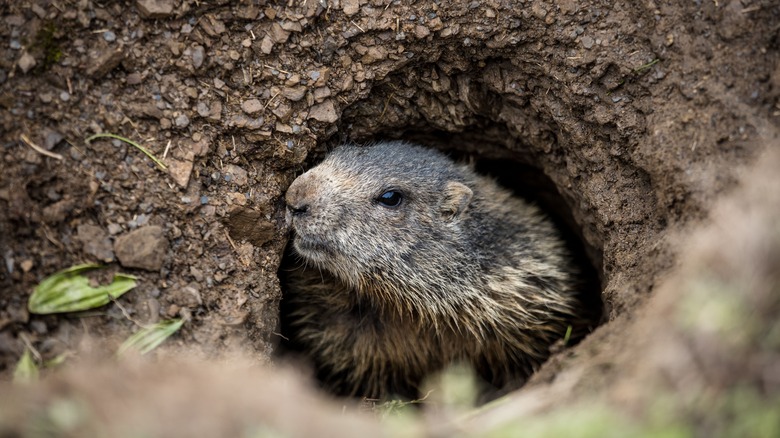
[441,181,473,220]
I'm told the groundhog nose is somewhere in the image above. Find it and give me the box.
[286,172,317,218]
[288,203,309,217]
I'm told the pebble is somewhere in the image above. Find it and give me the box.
[223,164,249,186]
[126,72,143,85]
[86,47,124,78]
[4,252,13,275]
[103,31,117,42]
[241,98,263,114]
[77,224,115,262]
[175,114,190,128]
[44,129,63,150]
[260,36,274,54]
[136,0,175,18]
[581,36,594,49]
[167,150,195,188]
[414,25,430,39]
[20,259,34,272]
[10,40,21,50]
[191,45,205,68]
[59,91,70,102]
[343,0,360,15]
[18,52,36,73]
[308,99,338,123]
[197,101,210,117]
[114,225,168,271]
[282,86,306,101]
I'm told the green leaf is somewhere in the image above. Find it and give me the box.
[13,347,39,384]
[117,319,184,356]
[28,264,138,314]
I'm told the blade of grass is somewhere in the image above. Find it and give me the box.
[117,319,184,356]
[634,58,660,73]
[28,264,138,314]
[13,347,39,384]
[85,133,167,170]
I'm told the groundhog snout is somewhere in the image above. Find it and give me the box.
[285,171,319,224]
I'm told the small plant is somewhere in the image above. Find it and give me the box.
[13,347,39,384]
[28,264,137,314]
[32,21,63,71]
[117,319,185,356]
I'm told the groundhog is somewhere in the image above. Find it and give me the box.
[279,141,595,399]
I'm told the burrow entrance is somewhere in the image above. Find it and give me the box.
[276,116,606,398]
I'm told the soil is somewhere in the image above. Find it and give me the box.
[1,0,779,435]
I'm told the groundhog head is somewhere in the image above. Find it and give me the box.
[285,141,475,290]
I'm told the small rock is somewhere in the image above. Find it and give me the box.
[20,259,34,273]
[17,52,36,73]
[260,35,274,54]
[86,47,125,78]
[313,87,331,102]
[136,0,175,18]
[280,21,303,32]
[31,4,47,18]
[167,149,195,188]
[270,23,290,43]
[103,31,116,42]
[191,45,205,68]
[271,101,292,121]
[208,100,222,122]
[308,99,338,123]
[175,114,190,128]
[43,129,64,150]
[241,98,263,114]
[59,91,70,102]
[361,46,387,64]
[126,72,143,85]
[581,35,594,49]
[281,86,306,101]
[196,101,210,117]
[232,115,265,130]
[114,225,168,271]
[77,224,115,262]
[223,164,249,186]
[343,0,360,16]
[107,223,123,235]
[414,25,430,39]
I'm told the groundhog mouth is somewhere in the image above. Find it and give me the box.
[293,234,337,260]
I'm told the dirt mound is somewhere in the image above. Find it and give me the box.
[1,0,779,433]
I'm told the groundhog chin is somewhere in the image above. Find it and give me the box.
[292,234,337,265]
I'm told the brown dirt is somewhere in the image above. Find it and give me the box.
[1,0,779,434]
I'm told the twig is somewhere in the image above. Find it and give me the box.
[20,134,64,160]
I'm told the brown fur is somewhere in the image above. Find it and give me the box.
[280,141,595,398]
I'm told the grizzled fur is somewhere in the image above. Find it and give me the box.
[280,141,592,398]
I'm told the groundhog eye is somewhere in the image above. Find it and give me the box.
[377,190,403,208]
